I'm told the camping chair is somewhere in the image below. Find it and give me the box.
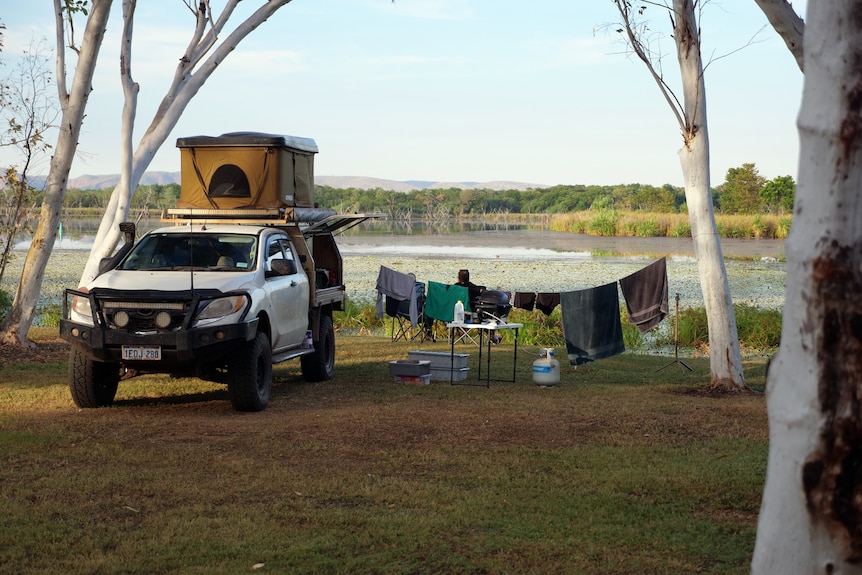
[385,281,428,342]
[423,281,479,347]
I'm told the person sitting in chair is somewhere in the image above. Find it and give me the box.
[455,269,485,318]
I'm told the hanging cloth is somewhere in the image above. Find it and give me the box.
[375,266,419,326]
[535,292,561,316]
[560,282,625,365]
[513,291,536,311]
[424,281,470,322]
[619,257,669,333]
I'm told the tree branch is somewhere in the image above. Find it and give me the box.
[753,0,804,72]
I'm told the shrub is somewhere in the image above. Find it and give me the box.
[587,210,617,236]
[775,216,792,239]
[0,288,11,322]
[674,303,782,350]
[35,303,63,327]
[668,220,691,238]
[635,217,661,237]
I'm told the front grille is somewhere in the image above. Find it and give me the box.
[101,300,190,332]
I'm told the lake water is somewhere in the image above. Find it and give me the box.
[8,218,787,312]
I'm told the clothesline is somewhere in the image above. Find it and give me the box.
[376,257,669,366]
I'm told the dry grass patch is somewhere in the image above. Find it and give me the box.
[0,331,767,574]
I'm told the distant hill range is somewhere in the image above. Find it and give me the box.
[58,172,546,192]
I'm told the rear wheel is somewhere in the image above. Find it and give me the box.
[228,331,272,412]
[301,315,335,382]
[69,347,120,408]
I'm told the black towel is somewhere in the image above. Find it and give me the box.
[619,257,668,333]
[535,292,560,315]
[513,291,536,311]
[560,283,625,365]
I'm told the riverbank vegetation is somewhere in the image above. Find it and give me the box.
[330,301,780,360]
[41,162,794,242]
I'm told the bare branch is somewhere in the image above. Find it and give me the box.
[613,0,687,131]
[53,0,68,99]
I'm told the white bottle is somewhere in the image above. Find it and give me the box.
[454,300,465,323]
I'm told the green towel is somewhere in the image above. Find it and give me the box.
[424,281,470,322]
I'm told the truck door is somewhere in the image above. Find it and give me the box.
[263,235,309,350]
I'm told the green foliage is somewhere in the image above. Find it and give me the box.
[760,175,795,215]
[734,303,782,351]
[775,216,793,239]
[717,163,767,214]
[0,287,12,322]
[507,308,565,347]
[334,298,385,335]
[675,303,782,351]
[668,220,691,238]
[676,306,710,348]
[621,309,643,348]
[34,302,62,327]
[635,217,661,237]
[586,209,618,236]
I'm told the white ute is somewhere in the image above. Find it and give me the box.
[60,132,376,411]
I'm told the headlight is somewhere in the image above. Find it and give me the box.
[194,295,246,325]
[71,288,92,319]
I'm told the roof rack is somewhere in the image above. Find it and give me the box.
[161,207,338,225]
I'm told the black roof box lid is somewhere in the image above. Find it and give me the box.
[176,131,318,153]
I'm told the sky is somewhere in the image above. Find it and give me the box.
[0,1,806,188]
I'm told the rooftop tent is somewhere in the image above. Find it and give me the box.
[175,132,318,209]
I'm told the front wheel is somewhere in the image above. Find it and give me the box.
[301,315,335,382]
[69,347,120,408]
[228,331,273,412]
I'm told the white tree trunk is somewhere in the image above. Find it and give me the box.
[752,2,862,571]
[0,0,113,345]
[79,0,294,284]
[753,0,805,72]
[673,0,745,389]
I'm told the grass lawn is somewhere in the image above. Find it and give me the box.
[0,329,768,574]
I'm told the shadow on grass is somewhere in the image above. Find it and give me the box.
[113,387,229,407]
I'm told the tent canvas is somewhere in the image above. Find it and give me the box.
[176,132,317,210]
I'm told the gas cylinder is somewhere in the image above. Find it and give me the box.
[532,348,560,386]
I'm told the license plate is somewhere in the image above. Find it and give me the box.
[122,345,161,361]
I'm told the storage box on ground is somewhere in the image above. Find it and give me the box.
[389,359,430,377]
[407,350,469,382]
[394,373,432,386]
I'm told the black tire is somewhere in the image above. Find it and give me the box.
[301,315,335,382]
[68,346,120,408]
[228,331,272,412]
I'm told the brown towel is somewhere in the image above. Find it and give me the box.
[513,291,536,311]
[535,292,561,316]
[619,258,668,333]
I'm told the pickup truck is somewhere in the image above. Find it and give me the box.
[60,132,375,411]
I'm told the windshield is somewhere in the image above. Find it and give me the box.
[119,233,257,271]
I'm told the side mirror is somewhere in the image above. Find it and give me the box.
[269,259,297,277]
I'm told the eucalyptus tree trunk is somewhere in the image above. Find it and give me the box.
[673,0,745,389]
[752,0,804,72]
[0,0,112,345]
[79,0,294,284]
[613,0,745,389]
[752,2,862,571]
